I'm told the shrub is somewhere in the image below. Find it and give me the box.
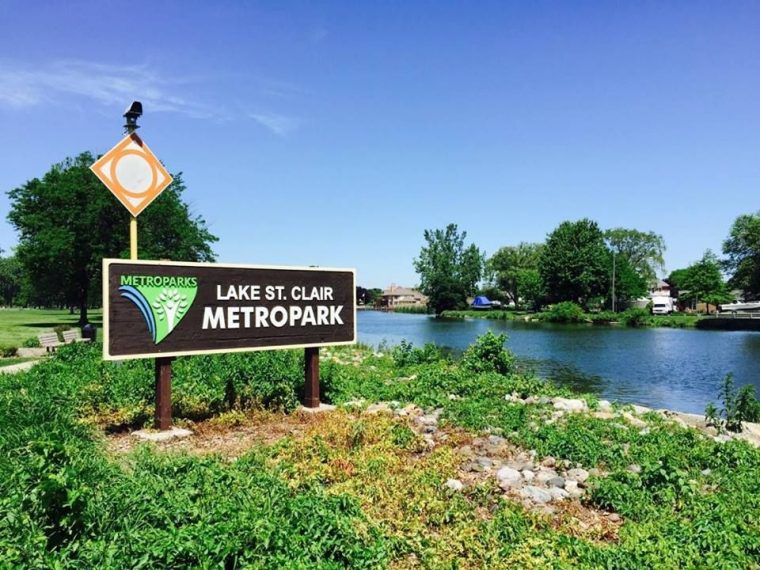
[590,311,618,324]
[706,373,760,432]
[390,340,445,367]
[460,331,515,375]
[0,345,18,358]
[22,336,41,348]
[620,307,650,327]
[543,302,586,323]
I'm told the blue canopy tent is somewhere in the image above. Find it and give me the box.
[471,296,492,310]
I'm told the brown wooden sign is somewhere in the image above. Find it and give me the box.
[103,259,356,360]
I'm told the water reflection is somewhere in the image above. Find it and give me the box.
[357,311,760,415]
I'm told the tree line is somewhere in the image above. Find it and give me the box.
[0,153,218,323]
[415,216,760,315]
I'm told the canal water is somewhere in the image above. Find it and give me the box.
[357,311,760,415]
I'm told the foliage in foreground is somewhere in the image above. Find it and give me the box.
[1,340,759,568]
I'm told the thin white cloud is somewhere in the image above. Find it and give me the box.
[249,112,301,137]
[0,60,225,120]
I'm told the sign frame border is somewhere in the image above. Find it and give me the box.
[102,258,357,361]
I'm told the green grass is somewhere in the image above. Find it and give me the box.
[443,308,702,328]
[1,338,758,567]
[0,308,102,345]
[0,357,38,368]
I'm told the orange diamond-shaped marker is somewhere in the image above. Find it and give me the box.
[90,133,173,217]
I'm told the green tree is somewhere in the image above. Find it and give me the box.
[604,228,666,284]
[515,268,544,310]
[7,152,218,324]
[488,242,543,307]
[539,219,610,308]
[0,253,23,306]
[610,254,648,309]
[680,251,733,312]
[722,211,760,300]
[413,224,484,315]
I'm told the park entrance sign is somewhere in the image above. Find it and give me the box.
[103,259,356,360]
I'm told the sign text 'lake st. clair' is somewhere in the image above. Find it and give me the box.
[103,259,356,360]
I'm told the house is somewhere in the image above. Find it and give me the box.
[381,284,428,308]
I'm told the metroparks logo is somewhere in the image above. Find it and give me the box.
[119,275,198,344]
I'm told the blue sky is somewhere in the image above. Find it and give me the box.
[0,1,758,288]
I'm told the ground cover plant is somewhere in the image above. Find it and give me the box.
[1,337,758,568]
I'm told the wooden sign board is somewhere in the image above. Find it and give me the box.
[103,259,356,360]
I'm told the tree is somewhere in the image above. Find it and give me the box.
[722,211,760,300]
[515,268,544,310]
[488,242,543,307]
[604,228,666,284]
[8,152,218,324]
[609,254,648,309]
[680,251,733,312]
[413,224,484,315]
[539,219,610,308]
[0,254,23,306]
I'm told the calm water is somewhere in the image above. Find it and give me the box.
[357,311,760,415]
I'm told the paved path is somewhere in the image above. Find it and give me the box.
[0,360,40,374]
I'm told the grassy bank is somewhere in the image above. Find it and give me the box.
[1,339,758,567]
[0,308,103,346]
[442,308,702,328]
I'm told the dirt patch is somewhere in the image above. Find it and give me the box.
[105,409,329,458]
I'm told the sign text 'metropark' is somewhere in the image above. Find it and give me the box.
[103,259,356,360]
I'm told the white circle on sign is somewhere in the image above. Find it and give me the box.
[115,153,154,195]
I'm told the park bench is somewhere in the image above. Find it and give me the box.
[38,332,63,352]
[62,329,91,344]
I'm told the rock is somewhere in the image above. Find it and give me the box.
[522,470,535,482]
[547,476,566,488]
[468,462,485,473]
[448,394,459,400]
[598,399,613,412]
[593,411,615,420]
[566,468,589,483]
[422,425,437,434]
[423,434,436,449]
[701,468,712,476]
[542,456,557,468]
[553,398,588,412]
[714,434,733,443]
[589,468,602,477]
[631,404,650,415]
[608,513,622,523]
[417,415,438,426]
[393,408,408,417]
[487,435,506,446]
[476,457,494,469]
[627,464,642,474]
[535,469,558,484]
[521,485,552,504]
[524,396,538,405]
[549,487,570,501]
[366,403,391,414]
[445,479,464,491]
[538,396,552,405]
[496,467,522,486]
[622,412,648,429]
[565,480,584,498]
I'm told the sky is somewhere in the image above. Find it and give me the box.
[0,1,758,289]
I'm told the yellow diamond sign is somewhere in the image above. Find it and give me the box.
[90,133,173,217]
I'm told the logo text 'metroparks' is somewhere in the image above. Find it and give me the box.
[120,275,198,288]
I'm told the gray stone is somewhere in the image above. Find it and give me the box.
[487,435,506,446]
[547,476,566,488]
[542,455,556,467]
[598,399,613,412]
[553,398,588,412]
[701,468,712,476]
[131,427,193,442]
[521,485,552,504]
[608,513,622,523]
[496,467,522,485]
[549,487,570,501]
[535,469,559,484]
[468,462,485,473]
[445,479,464,491]
[564,480,583,497]
[417,415,438,426]
[538,396,552,405]
[476,457,494,468]
[566,468,589,483]
[522,470,535,482]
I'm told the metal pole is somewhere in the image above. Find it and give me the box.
[129,216,138,260]
[303,347,320,408]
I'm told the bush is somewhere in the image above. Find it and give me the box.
[390,340,445,367]
[460,331,515,375]
[590,311,618,324]
[0,345,18,358]
[706,373,760,432]
[620,307,650,327]
[543,302,586,323]
[22,336,41,348]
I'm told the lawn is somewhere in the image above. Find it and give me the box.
[0,308,102,346]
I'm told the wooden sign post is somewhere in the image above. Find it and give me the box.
[103,260,356,415]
